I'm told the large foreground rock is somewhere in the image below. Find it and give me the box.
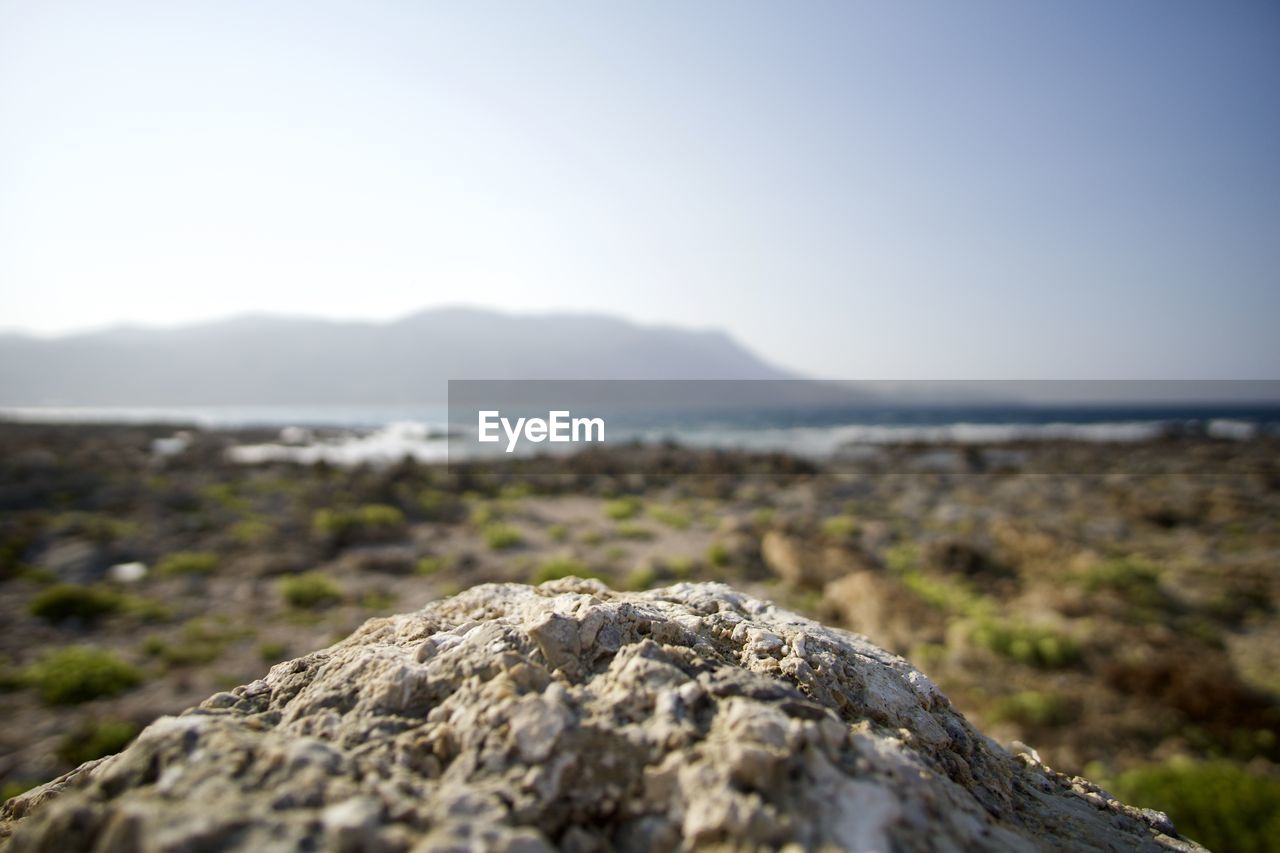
[1,581,1199,851]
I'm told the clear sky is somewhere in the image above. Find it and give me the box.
[1,1,1277,378]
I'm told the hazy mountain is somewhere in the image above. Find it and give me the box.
[0,308,799,405]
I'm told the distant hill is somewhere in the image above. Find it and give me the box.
[0,308,798,405]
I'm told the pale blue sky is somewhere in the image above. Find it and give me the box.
[1,1,1277,378]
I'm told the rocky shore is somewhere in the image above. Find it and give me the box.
[0,581,1201,851]
[1,422,1277,849]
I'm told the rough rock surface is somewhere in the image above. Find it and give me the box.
[1,580,1200,852]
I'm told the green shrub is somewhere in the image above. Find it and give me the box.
[155,551,219,577]
[499,483,533,500]
[26,647,143,705]
[280,573,343,609]
[666,556,696,578]
[532,557,596,585]
[615,522,654,541]
[706,542,731,567]
[967,619,1080,669]
[258,641,287,663]
[49,513,138,544]
[360,590,397,610]
[547,524,569,543]
[900,572,987,616]
[1,780,41,801]
[821,515,860,540]
[419,489,461,521]
[230,518,271,545]
[468,502,499,526]
[624,565,658,591]
[142,618,243,667]
[0,655,23,692]
[482,523,523,551]
[1106,760,1280,853]
[1074,556,1170,614]
[884,543,921,574]
[200,483,249,513]
[312,505,406,544]
[990,690,1072,727]
[415,556,446,576]
[647,504,692,530]
[603,498,642,521]
[29,584,123,623]
[57,719,140,765]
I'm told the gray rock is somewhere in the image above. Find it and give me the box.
[36,539,110,585]
[0,580,1201,851]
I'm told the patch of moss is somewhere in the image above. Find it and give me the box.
[665,556,696,579]
[146,617,253,668]
[482,523,523,551]
[415,556,446,576]
[418,489,462,521]
[230,518,272,545]
[706,542,731,567]
[884,543,921,574]
[821,515,860,540]
[603,497,642,521]
[29,584,123,623]
[258,641,287,663]
[623,565,659,591]
[614,522,654,541]
[313,505,406,544]
[200,483,249,513]
[1074,556,1171,615]
[967,619,1080,670]
[49,513,138,544]
[532,557,598,585]
[1,779,42,801]
[647,504,692,530]
[280,572,343,609]
[155,551,219,577]
[360,590,397,610]
[57,718,140,766]
[1105,760,1280,853]
[990,690,1073,727]
[26,647,143,705]
[547,524,569,543]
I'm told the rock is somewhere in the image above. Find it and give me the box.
[761,530,876,590]
[0,580,1201,851]
[822,570,948,654]
[36,540,110,585]
[107,562,147,584]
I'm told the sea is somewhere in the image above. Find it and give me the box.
[2,402,1278,467]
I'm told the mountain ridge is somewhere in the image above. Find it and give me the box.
[0,307,798,406]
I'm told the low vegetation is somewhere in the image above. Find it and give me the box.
[603,497,642,521]
[313,505,406,545]
[279,573,343,609]
[25,647,143,705]
[532,557,596,585]
[29,584,124,623]
[57,718,140,765]
[156,551,219,577]
[482,522,523,550]
[1104,760,1280,853]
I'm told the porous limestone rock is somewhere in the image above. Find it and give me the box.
[0,580,1200,851]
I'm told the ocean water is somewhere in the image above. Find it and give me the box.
[3,402,1278,466]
